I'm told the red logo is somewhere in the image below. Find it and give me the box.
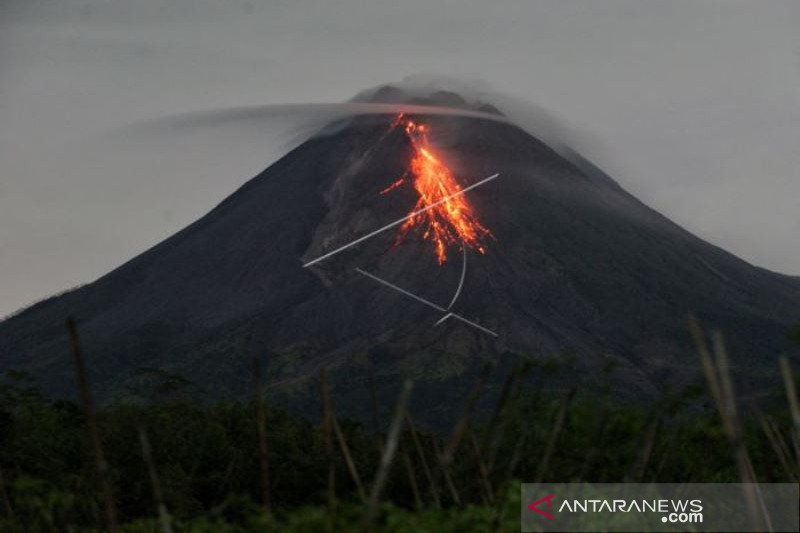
[528,493,556,520]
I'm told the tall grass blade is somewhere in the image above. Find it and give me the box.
[779,356,800,464]
[535,386,576,483]
[319,369,337,517]
[441,363,491,466]
[67,318,118,533]
[406,414,441,507]
[137,425,174,533]
[402,451,423,510]
[364,380,413,528]
[327,395,367,502]
[253,356,271,512]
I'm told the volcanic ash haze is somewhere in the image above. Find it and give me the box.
[1,85,799,425]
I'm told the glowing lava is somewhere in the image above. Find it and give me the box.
[382,115,492,264]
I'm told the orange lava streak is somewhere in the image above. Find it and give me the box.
[384,115,492,264]
[379,177,405,195]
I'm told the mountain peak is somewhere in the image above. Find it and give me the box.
[1,95,799,425]
[352,81,504,117]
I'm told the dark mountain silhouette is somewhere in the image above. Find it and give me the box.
[2,87,799,425]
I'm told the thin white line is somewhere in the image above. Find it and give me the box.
[434,313,452,326]
[355,268,446,311]
[303,173,499,267]
[446,243,468,311]
[354,268,498,337]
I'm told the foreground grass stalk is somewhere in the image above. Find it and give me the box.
[535,386,577,483]
[424,362,491,507]
[364,380,413,528]
[688,315,723,405]
[441,363,491,466]
[406,414,441,507]
[469,428,494,504]
[433,438,462,505]
[483,364,527,473]
[137,425,173,533]
[779,356,800,465]
[319,369,337,516]
[690,316,768,531]
[649,427,679,483]
[753,407,798,482]
[482,366,521,450]
[402,451,423,510]
[627,412,661,482]
[325,385,367,503]
[66,318,118,533]
[491,417,533,532]
[712,331,773,532]
[253,357,271,513]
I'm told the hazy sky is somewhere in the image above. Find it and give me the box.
[1,0,799,317]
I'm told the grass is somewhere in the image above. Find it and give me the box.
[0,318,798,531]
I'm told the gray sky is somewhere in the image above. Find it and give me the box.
[1,0,799,317]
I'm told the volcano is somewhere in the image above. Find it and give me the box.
[2,87,799,424]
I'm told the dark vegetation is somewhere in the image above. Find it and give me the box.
[0,320,798,532]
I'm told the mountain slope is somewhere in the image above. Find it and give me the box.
[1,101,798,423]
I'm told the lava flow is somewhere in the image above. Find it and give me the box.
[382,115,492,264]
